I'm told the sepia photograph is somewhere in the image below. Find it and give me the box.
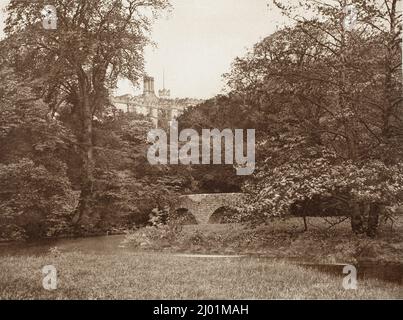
[0,0,402,305]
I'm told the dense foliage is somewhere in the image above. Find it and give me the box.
[179,0,403,236]
[0,0,181,240]
[238,1,403,237]
[3,0,170,228]
[0,0,402,240]
[0,69,181,240]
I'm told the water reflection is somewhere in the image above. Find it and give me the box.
[300,261,402,285]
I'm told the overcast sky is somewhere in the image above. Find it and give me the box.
[0,0,288,99]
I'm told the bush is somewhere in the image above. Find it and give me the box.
[124,224,183,249]
[0,159,77,240]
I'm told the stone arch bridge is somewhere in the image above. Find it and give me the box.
[172,193,246,224]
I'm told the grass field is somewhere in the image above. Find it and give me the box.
[0,251,401,299]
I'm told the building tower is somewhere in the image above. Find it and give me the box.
[143,76,156,96]
[158,69,170,99]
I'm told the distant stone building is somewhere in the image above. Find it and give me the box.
[111,76,203,127]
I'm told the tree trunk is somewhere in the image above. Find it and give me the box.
[382,0,398,140]
[366,203,380,237]
[350,202,364,234]
[73,93,94,228]
[303,215,308,231]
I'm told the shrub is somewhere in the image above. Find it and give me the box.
[0,159,77,240]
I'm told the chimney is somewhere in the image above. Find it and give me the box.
[143,76,155,96]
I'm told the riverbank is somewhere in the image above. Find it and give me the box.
[125,217,403,265]
[2,216,401,265]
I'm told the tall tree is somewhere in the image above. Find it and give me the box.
[3,0,170,226]
[218,0,403,235]
[270,0,402,233]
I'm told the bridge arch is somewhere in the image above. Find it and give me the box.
[171,208,198,225]
[171,193,246,225]
[208,206,240,224]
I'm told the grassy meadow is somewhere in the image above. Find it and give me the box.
[0,251,401,299]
